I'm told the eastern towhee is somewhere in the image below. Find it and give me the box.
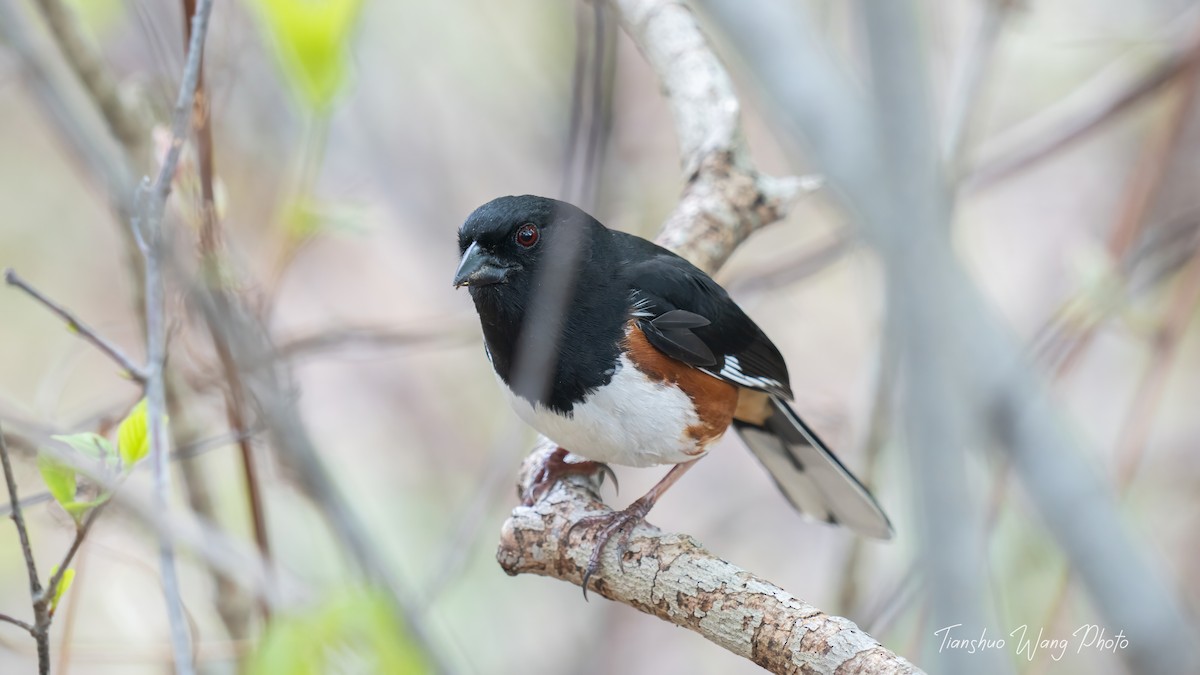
[454,195,891,592]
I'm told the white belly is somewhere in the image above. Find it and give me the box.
[501,354,706,467]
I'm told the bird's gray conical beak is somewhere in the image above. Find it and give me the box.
[453,242,510,288]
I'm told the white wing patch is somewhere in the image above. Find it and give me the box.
[702,355,782,390]
[629,293,655,318]
[628,296,784,393]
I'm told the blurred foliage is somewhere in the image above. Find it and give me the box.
[38,434,110,524]
[254,0,364,111]
[63,0,123,37]
[36,449,80,512]
[117,398,151,467]
[36,401,152,524]
[283,198,367,240]
[47,564,75,615]
[248,589,430,675]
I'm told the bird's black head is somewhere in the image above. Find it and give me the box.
[453,194,599,301]
[454,195,613,394]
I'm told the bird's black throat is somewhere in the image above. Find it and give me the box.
[469,231,628,415]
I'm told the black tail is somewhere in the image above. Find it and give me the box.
[733,395,893,539]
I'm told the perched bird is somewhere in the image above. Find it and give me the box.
[454,195,891,592]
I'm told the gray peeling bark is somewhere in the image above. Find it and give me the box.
[610,0,812,273]
[498,446,918,675]
[496,2,919,673]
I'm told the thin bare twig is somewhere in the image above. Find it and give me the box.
[0,612,35,634]
[275,324,475,359]
[579,0,615,212]
[43,513,100,612]
[54,538,88,675]
[1114,256,1200,487]
[0,0,138,212]
[0,430,98,670]
[130,0,217,672]
[0,425,49,673]
[559,0,590,201]
[180,0,272,631]
[1030,252,1200,674]
[25,0,152,330]
[942,0,1014,175]
[29,0,152,164]
[1031,21,1200,377]
[725,225,854,296]
[966,37,1198,191]
[4,269,148,383]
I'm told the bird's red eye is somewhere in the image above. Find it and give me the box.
[515,223,539,248]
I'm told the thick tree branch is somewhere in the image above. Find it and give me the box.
[610,0,815,272]
[500,445,918,675]
[497,2,912,673]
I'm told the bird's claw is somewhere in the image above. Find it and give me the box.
[521,447,617,506]
[567,499,652,600]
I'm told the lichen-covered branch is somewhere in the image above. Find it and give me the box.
[499,446,919,675]
[610,0,815,273]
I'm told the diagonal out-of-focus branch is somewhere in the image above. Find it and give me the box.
[497,2,911,673]
[30,0,153,166]
[186,272,453,675]
[696,1,1200,673]
[4,269,148,383]
[966,33,1199,192]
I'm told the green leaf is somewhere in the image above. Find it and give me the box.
[248,589,430,675]
[47,566,75,615]
[255,0,363,110]
[51,432,114,463]
[61,496,109,523]
[117,399,151,468]
[36,452,77,508]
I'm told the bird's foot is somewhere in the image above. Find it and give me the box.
[567,496,654,600]
[521,446,618,507]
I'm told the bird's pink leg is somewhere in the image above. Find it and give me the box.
[568,458,700,599]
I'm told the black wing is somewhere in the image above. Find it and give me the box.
[621,245,793,399]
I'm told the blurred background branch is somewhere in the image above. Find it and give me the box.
[697,1,1200,673]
